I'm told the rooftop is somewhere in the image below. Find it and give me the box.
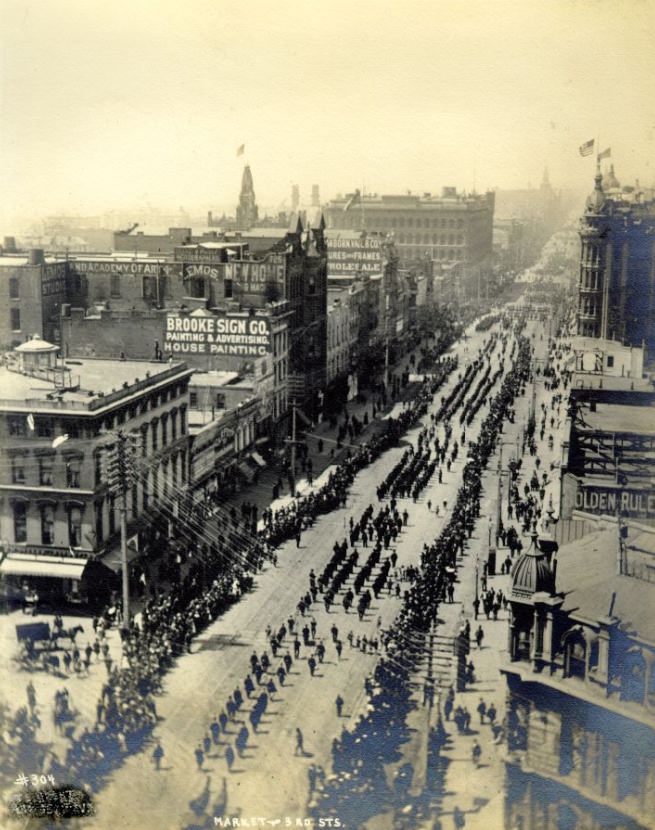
[189,371,240,388]
[556,527,655,643]
[582,402,655,435]
[0,358,190,413]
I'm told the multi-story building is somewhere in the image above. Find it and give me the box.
[326,288,353,387]
[235,165,259,230]
[0,249,67,348]
[324,186,494,298]
[0,336,192,606]
[502,524,655,830]
[576,167,655,360]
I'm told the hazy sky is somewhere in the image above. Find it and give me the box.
[2,0,654,228]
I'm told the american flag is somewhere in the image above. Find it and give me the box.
[579,139,595,157]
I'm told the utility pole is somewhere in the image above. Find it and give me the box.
[290,400,297,498]
[102,430,141,632]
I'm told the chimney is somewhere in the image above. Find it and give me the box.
[28,248,45,265]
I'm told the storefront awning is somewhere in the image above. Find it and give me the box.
[0,554,89,580]
[250,451,266,468]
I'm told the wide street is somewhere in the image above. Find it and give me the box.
[85,311,532,829]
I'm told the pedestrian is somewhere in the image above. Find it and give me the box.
[211,718,220,744]
[152,740,164,771]
[487,703,497,725]
[225,744,235,771]
[194,745,204,771]
[472,740,481,767]
[477,698,486,724]
[294,637,301,659]
[308,655,316,676]
[294,728,305,756]
[335,694,344,717]
[453,806,465,829]
[475,625,484,649]
[335,639,343,660]
[203,733,211,755]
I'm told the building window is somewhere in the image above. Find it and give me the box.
[95,500,104,544]
[224,279,233,299]
[161,415,168,445]
[8,416,27,436]
[13,501,27,542]
[110,274,121,297]
[39,456,54,486]
[9,277,19,298]
[607,355,615,368]
[68,506,83,547]
[171,411,178,440]
[187,277,206,298]
[189,391,198,409]
[142,275,157,301]
[66,457,81,488]
[10,308,21,331]
[36,419,54,438]
[108,496,116,535]
[41,504,56,545]
[215,393,225,409]
[11,455,26,483]
[151,420,158,451]
[180,406,187,434]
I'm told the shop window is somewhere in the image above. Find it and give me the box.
[68,506,83,547]
[41,504,55,545]
[13,501,27,542]
[9,277,20,298]
[110,274,121,297]
[10,308,21,331]
[39,456,54,486]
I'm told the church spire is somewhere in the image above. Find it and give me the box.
[236,165,259,230]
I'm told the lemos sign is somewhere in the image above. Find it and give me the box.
[165,314,271,357]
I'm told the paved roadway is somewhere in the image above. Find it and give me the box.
[86,316,523,830]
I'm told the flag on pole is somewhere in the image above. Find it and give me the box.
[127,534,139,553]
[26,414,35,431]
[579,139,595,157]
[236,144,245,157]
[52,434,69,449]
[597,147,611,161]
[343,189,362,212]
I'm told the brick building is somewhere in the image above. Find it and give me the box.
[0,249,67,348]
[0,336,192,606]
[577,167,655,360]
[502,526,655,830]
[324,187,494,298]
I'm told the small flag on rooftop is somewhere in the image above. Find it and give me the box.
[236,144,245,157]
[597,147,611,161]
[579,139,595,157]
[343,189,362,212]
[52,434,69,449]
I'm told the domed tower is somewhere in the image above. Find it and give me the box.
[585,168,607,215]
[602,163,621,191]
[508,536,562,671]
[236,165,259,230]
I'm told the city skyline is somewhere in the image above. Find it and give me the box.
[2,0,655,229]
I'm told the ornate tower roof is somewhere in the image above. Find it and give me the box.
[585,169,607,214]
[511,546,556,602]
[236,165,259,230]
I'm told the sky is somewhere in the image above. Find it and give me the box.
[1,0,654,228]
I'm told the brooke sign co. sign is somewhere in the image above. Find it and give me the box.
[165,314,271,356]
